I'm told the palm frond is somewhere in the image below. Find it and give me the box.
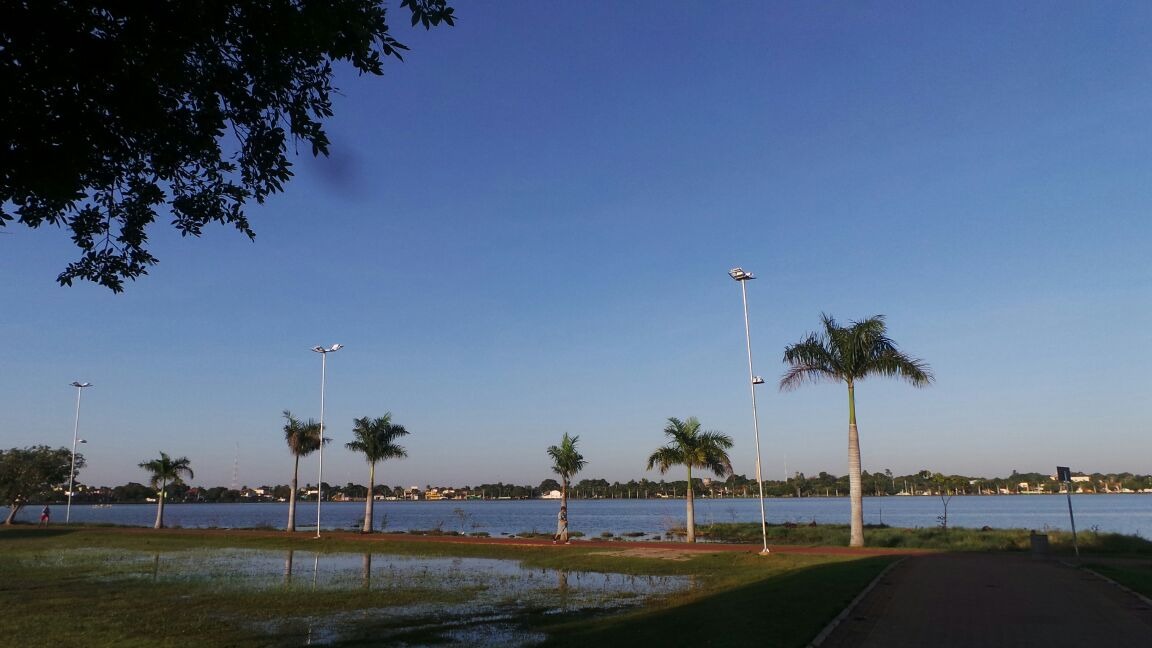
[647,418,733,477]
[283,410,322,456]
[646,446,683,474]
[780,337,841,391]
[139,451,193,488]
[547,432,586,480]
[781,313,933,387]
[346,413,410,464]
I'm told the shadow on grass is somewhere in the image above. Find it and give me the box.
[0,526,80,540]
[539,555,895,648]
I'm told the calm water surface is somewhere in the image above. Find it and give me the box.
[35,494,1152,537]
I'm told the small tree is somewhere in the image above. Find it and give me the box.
[646,417,733,543]
[282,410,321,532]
[139,452,194,529]
[346,414,409,533]
[546,433,586,526]
[931,473,955,530]
[1,446,78,525]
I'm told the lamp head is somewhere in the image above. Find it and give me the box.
[71,381,92,388]
[752,376,765,385]
[728,267,755,281]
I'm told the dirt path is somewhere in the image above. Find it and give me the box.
[66,525,920,556]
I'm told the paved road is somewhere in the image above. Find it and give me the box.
[819,553,1152,647]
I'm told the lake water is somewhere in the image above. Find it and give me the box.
[29,494,1152,538]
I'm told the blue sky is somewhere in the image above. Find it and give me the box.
[3,1,1152,490]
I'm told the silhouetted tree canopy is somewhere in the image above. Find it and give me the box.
[1,446,79,524]
[0,0,454,291]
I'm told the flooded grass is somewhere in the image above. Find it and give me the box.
[4,540,694,646]
[1,527,895,646]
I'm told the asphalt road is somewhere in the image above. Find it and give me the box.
[817,553,1152,647]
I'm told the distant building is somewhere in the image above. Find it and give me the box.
[540,490,562,499]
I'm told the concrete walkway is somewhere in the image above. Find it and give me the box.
[818,553,1152,647]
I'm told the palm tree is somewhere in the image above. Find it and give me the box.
[282,410,322,532]
[546,432,586,525]
[781,314,933,547]
[138,451,194,529]
[345,413,409,533]
[646,417,733,543]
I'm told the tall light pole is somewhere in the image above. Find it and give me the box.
[66,381,92,524]
[311,344,342,538]
[729,268,770,555]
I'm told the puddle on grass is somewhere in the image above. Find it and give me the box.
[33,548,692,646]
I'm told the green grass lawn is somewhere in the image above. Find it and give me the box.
[1086,561,1152,600]
[694,521,1152,554]
[0,527,896,647]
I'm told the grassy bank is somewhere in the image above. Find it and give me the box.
[689,522,1152,554]
[0,526,896,647]
[1086,561,1152,600]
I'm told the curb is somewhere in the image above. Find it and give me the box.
[807,557,906,647]
[1082,565,1152,609]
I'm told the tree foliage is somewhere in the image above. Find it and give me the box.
[346,414,409,466]
[0,0,454,290]
[283,410,322,459]
[1,446,79,524]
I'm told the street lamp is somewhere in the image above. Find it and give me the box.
[729,268,770,555]
[66,381,92,524]
[311,344,342,538]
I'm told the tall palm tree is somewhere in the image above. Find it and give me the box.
[282,410,322,532]
[345,413,409,533]
[781,314,932,547]
[546,432,586,523]
[138,451,194,529]
[646,417,733,543]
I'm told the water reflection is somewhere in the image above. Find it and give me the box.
[311,553,319,591]
[556,569,570,609]
[361,553,372,590]
[284,549,294,587]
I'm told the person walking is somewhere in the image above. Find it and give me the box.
[39,505,50,526]
[554,505,569,544]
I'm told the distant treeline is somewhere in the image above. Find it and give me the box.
[60,469,1151,504]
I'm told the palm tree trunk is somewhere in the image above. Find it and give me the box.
[685,465,696,543]
[153,480,166,529]
[559,476,569,541]
[362,462,375,533]
[847,381,864,547]
[287,455,299,532]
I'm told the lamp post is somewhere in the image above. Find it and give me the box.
[729,268,770,555]
[66,381,92,524]
[311,344,342,538]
